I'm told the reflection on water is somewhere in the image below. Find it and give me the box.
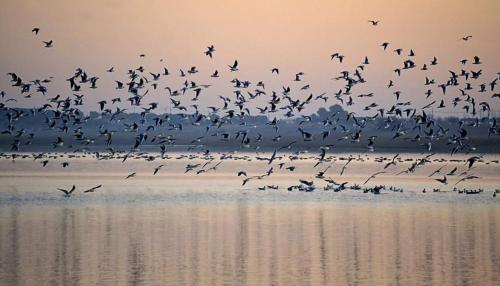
[1,203,499,285]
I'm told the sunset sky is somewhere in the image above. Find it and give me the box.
[0,0,499,116]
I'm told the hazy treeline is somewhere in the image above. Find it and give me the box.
[1,104,499,153]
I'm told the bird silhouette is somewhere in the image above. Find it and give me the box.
[43,40,53,48]
[84,185,102,193]
[205,45,215,58]
[57,185,76,197]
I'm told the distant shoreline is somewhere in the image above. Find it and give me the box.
[1,144,498,154]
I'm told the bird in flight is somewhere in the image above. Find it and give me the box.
[435,175,448,185]
[153,164,165,175]
[43,40,53,48]
[84,185,103,193]
[57,185,76,197]
[205,45,215,58]
[330,53,344,62]
[363,171,385,185]
[466,156,481,169]
[384,153,400,169]
[32,27,40,35]
[228,60,239,72]
[368,20,379,26]
[125,172,136,179]
[340,157,354,176]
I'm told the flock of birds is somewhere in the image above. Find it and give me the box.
[1,21,499,198]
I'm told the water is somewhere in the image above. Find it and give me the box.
[0,152,499,285]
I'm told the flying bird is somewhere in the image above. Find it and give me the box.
[205,45,215,58]
[43,40,53,48]
[228,60,239,72]
[125,172,136,179]
[363,171,385,185]
[153,164,165,175]
[57,185,76,197]
[435,176,448,185]
[84,185,102,193]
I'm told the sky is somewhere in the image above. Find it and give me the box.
[0,0,499,116]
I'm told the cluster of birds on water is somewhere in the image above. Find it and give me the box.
[1,21,499,198]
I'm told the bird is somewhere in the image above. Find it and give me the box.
[153,164,165,175]
[43,40,53,48]
[57,185,76,197]
[455,175,480,186]
[384,153,400,169]
[461,35,472,41]
[363,171,385,185]
[267,150,277,165]
[32,27,40,35]
[466,156,481,169]
[368,20,379,26]
[115,81,124,89]
[125,172,136,179]
[446,167,458,176]
[84,185,102,193]
[438,99,446,108]
[98,100,107,111]
[435,176,448,185]
[330,53,344,62]
[340,157,353,176]
[205,45,215,58]
[428,164,447,177]
[228,60,238,71]
[242,178,251,186]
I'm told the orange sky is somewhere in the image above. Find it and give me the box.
[0,0,499,115]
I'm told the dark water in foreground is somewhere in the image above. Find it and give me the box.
[1,203,499,285]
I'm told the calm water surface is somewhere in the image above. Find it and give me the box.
[1,203,499,285]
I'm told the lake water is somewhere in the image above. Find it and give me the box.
[0,152,499,285]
